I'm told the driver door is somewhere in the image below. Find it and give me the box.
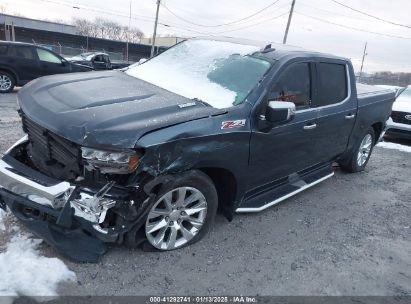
[35,47,70,76]
[248,61,319,192]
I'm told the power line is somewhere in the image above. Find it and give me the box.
[158,10,290,36]
[161,0,281,28]
[330,0,411,29]
[39,0,290,38]
[38,0,156,24]
[37,0,208,35]
[210,11,290,34]
[297,2,370,22]
[295,11,411,40]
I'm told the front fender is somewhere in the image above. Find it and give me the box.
[134,122,250,203]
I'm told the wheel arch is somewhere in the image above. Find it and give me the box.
[371,121,383,143]
[0,67,18,83]
[141,166,240,221]
[198,167,238,221]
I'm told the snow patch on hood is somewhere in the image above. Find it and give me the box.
[126,39,260,109]
[377,142,411,153]
[0,233,76,301]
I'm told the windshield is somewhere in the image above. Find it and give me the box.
[126,39,272,109]
[400,87,411,99]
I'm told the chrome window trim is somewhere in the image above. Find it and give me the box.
[296,63,352,114]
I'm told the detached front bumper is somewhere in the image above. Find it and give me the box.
[0,137,127,262]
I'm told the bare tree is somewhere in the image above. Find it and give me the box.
[72,17,144,43]
[0,5,7,13]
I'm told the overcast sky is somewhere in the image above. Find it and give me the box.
[3,0,411,73]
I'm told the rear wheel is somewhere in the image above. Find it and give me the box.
[0,71,15,93]
[127,170,218,251]
[341,127,375,173]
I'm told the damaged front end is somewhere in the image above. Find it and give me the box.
[0,118,153,262]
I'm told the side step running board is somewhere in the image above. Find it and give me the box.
[236,171,334,213]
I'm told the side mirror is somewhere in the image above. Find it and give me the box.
[265,101,296,123]
[61,59,67,66]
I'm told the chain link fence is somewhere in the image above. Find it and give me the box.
[33,41,126,61]
[31,40,162,63]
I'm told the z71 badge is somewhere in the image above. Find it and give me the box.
[221,119,246,129]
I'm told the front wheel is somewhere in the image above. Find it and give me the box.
[144,171,218,251]
[340,127,375,173]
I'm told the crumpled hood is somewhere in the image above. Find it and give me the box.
[18,71,225,149]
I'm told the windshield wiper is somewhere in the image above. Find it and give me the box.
[192,98,212,108]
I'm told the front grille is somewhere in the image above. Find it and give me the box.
[391,111,411,125]
[21,113,82,179]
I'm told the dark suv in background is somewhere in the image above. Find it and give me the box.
[0,41,92,93]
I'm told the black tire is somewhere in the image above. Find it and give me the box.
[0,71,16,93]
[340,127,375,173]
[126,170,218,251]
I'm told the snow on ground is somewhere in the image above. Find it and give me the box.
[377,141,411,153]
[0,226,76,302]
[0,209,6,231]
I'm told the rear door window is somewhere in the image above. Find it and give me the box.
[269,62,311,110]
[313,63,348,107]
[7,45,35,60]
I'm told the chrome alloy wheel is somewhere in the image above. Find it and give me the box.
[0,75,12,92]
[357,133,373,167]
[145,187,208,250]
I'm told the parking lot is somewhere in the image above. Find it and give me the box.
[0,90,410,296]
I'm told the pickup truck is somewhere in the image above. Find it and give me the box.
[0,37,395,262]
[66,52,131,71]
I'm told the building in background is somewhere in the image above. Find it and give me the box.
[141,36,185,47]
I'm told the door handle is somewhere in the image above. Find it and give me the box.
[345,114,356,119]
[303,123,317,130]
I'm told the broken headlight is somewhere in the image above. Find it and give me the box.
[81,147,140,174]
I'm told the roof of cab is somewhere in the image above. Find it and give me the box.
[0,41,35,47]
[192,36,349,62]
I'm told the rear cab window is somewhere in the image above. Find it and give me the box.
[313,62,348,108]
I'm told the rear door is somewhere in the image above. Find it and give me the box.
[312,61,357,162]
[248,60,319,191]
[35,47,70,76]
[7,45,41,82]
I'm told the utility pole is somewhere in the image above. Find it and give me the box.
[126,0,132,62]
[359,42,368,83]
[150,0,161,58]
[283,0,296,44]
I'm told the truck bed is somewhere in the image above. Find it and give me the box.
[356,83,393,98]
[353,83,395,144]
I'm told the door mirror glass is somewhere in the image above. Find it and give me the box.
[265,101,296,123]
